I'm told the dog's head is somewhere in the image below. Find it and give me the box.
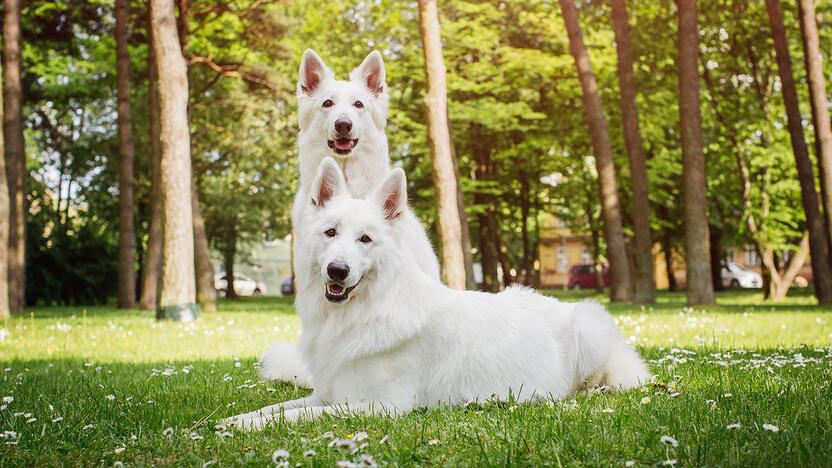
[296,49,389,158]
[300,157,407,304]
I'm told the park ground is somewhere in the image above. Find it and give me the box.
[1,289,831,466]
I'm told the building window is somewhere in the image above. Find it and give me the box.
[745,245,759,266]
[580,247,592,265]
[556,246,569,273]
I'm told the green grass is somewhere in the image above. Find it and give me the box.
[1,289,830,466]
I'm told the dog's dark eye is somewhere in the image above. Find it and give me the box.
[322,99,334,108]
[358,234,372,244]
[324,228,337,237]
[353,100,364,109]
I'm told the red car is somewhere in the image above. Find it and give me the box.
[567,264,609,290]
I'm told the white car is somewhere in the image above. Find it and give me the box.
[721,262,763,289]
[214,272,267,297]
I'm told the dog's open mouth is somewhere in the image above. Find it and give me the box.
[327,138,358,155]
[324,280,360,303]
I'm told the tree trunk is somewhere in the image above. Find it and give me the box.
[223,224,238,299]
[591,227,604,294]
[139,19,163,311]
[192,176,217,311]
[559,0,633,302]
[675,0,715,305]
[519,172,532,285]
[450,133,475,290]
[0,58,8,319]
[765,0,832,304]
[610,0,655,304]
[3,0,26,313]
[115,0,137,309]
[417,0,466,290]
[709,224,724,292]
[797,0,832,251]
[151,0,198,320]
[472,125,500,292]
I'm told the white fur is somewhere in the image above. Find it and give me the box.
[260,50,440,388]
[225,161,651,430]
[258,342,313,388]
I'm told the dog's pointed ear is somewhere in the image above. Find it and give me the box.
[311,157,346,209]
[298,49,334,96]
[350,51,386,97]
[374,168,407,222]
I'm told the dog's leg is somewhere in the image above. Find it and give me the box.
[282,400,408,423]
[221,395,323,430]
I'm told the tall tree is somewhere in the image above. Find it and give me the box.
[150,0,198,320]
[115,0,136,309]
[558,0,633,302]
[140,17,163,311]
[676,0,715,305]
[3,0,25,312]
[177,0,218,311]
[797,0,832,251]
[610,0,655,304]
[0,58,8,319]
[417,0,466,290]
[765,0,832,303]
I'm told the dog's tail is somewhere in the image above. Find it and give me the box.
[571,301,651,390]
[259,341,313,388]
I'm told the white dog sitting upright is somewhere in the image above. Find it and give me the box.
[225,159,651,430]
[258,50,440,386]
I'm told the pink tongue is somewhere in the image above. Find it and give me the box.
[334,139,352,150]
[329,284,344,294]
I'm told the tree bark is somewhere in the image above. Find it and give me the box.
[151,0,198,319]
[559,0,633,302]
[675,0,715,305]
[3,0,25,313]
[222,223,238,299]
[472,125,499,292]
[709,224,724,291]
[139,19,163,311]
[449,132,475,290]
[610,0,655,304]
[765,0,832,303]
[797,0,832,251]
[417,0,466,290]
[0,58,8,319]
[115,0,137,309]
[192,175,217,311]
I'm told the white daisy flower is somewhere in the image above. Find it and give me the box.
[163,427,174,436]
[723,392,732,398]
[625,461,636,467]
[106,395,116,401]
[662,460,677,466]
[660,435,679,447]
[189,432,203,440]
[114,446,125,454]
[762,423,779,432]
[640,397,651,405]
[354,431,368,441]
[303,449,317,457]
[1,396,13,404]
[52,416,64,423]
[271,449,290,463]
[726,423,741,430]
[83,424,96,430]
[428,439,441,446]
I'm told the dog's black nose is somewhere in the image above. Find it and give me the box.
[327,262,350,282]
[334,118,352,134]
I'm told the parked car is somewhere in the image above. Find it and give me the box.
[567,264,609,290]
[721,262,762,289]
[280,277,295,296]
[214,272,267,297]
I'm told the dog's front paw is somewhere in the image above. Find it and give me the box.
[221,411,273,432]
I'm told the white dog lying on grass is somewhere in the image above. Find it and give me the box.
[225,159,651,430]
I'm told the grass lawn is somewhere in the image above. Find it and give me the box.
[1,289,830,466]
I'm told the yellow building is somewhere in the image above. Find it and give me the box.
[537,214,594,288]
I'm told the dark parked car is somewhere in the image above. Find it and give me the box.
[281,277,295,296]
[567,264,609,290]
